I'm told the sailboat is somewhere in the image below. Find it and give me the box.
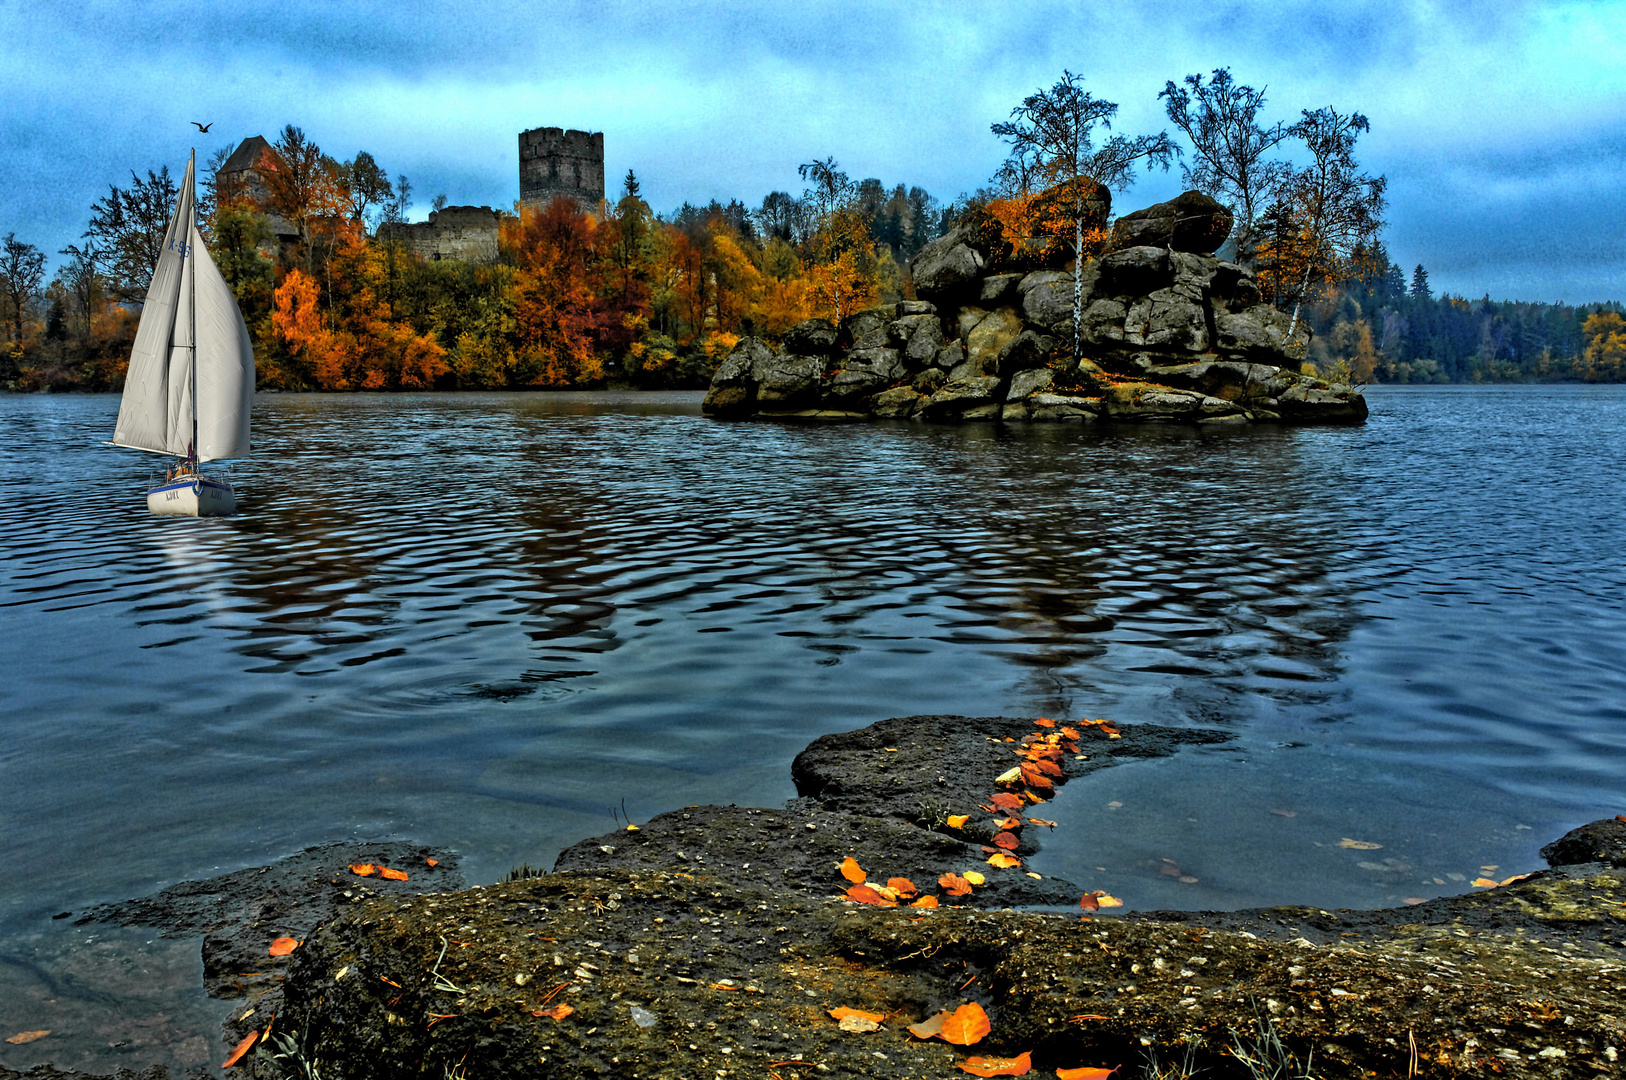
[107,149,255,516]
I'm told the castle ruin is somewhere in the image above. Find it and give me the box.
[518,127,604,212]
[376,206,503,263]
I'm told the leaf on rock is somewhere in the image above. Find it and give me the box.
[425,857,439,867]
[1471,877,1500,888]
[1079,893,1099,911]
[989,793,1024,811]
[1056,1067,1118,1080]
[1026,817,1057,828]
[268,937,300,957]
[378,866,409,881]
[887,877,919,898]
[1034,718,1055,728]
[221,1030,257,1067]
[907,1012,946,1040]
[1060,726,1081,740]
[6,1031,50,1046]
[958,1051,1032,1076]
[940,1002,992,1046]
[531,1003,573,1020]
[839,856,866,883]
[839,1015,881,1032]
[829,1007,887,1023]
[1019,764,1054,791]
[1030,758,1063,778]
[987,852,1022,869]
[992,831,1020,850]
[348,863,376,877]
[1337,839,1382,850]
[995,767,1023,785]
[910,895,939,908]
[1095,893,1123,908]
[992,816,1022,831]
[963,871,985,885]
[939,872,974,897]
[947,814,970,829]
[845,884,898,907]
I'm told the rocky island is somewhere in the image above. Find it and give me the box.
[704,191,1367,426]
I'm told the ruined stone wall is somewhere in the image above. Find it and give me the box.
[376,206,502,263]
[518,127,605,212]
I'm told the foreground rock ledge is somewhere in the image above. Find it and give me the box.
[20,718,1626,1080]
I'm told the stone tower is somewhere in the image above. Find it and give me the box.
[518,127,605,213]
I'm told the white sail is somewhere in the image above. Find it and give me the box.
[112,154,197,456]
[191,219,255,461]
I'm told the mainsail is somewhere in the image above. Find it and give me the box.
[110,151,254,461]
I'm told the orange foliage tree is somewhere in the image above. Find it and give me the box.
[504,199,606,388]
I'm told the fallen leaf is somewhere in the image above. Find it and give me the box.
[887,877,919,898]
[1500,872,1536,886]
[838,857,866,883]
[994,767,1023,785]
[1095,892,1124,908]
[1056,1067,1118,1080]
[1025,872,1041,879]
[987,853,1022,869]
[1018,765,1054,791]
[1030,758,1063,779]
[1481,865,1499,872]
[1034,718,1055,728]
[940,1002,992,1046]
[939,872,973,897]
[907,1012,946,1040]
[989,792,1024,811]
[992,831,1020,850]
[1026,817,1057,828]
[963,871,986,885]
[531,1003,573,1020]
[1403,897,1427,905]
[1616,814,1626,823]
[1337,839,1382,850]
[221,1030,257,1067]
[946,814,970,829]
[1106,801,1123,809]
[348,863,376,877]
[839,1015,881,1032]
[992,816,1022,831]
[1059,726,1080,739]
[425,857,439,867]
[845,884,897,907]
[1022,790,1047,804]
[829,1006,887,1023]
[1079,893,1100,912]
[268,937,300,957]
[625,824,640,831]
[6,1031,50,1046]
[910,895,939,908]
[1471,877,1500,888]
[958,1050,1032,1076]
[378,866,409,881]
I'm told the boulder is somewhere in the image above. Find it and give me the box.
[1005,367,1055,401]
[1274,382,1369,423]
[839,305,897,350]
[921,376,1003,420]
[782,318,838,355]
[997,330,1055,378]
[700,383,755,417]
[1020,271,1077,336]
[1144,360,1276,402]
[1108,190,1234,255]
[1096,246,1173,296]
[980,273,1024,305]
[1026,392,1103,423]
[933,340,965,371]
[909,226,986,301]
[890,314,944,365]
[1541,817,1626,868]
[753,353,826,409]
[870,386,927,418]
[896,299,937,316]
[912,368,947,394]
[961,308,1024,378]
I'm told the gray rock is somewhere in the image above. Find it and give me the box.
[783,319,838,355]
[1275,383,1369,423]
[1108,190,1233,255]
[912,368,947,394]
[1144,360,1276,402]
[1021,270,1085,336]
[922,376,1003,419]
[1138,295,1210,353]
[840,306,897,350]
[910,226,986,301]
[980,273,1024,305]
[996,330,1055,378]
[870,386,927,418]
[824,368,887,402]
[700,384,755,417]
[1209,262,1263,307]
[842,347,906,382]
[1541,817,1626,868]
[964,308,1024,377]
[1005,367,1055,401]
[960,403,1003,421]
[956,306,989,341]
[754,353,827,408]
[902,318,946,366]
[896,299,937,316]
[934,340,965,371]
[1096,246,1174,296]
[1027,392,1102,423]
[1078,298,1128,347]
[713,337,773,385]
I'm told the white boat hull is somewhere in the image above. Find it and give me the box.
[147,474,236,517]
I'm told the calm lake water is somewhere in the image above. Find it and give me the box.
[2,385,1623,1072]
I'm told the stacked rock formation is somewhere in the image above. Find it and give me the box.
[703,190,1366,425]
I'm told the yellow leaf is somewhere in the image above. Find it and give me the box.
[963,871,985,885]
[1095,893,1123,908]
[994,767,1023,784]
[946,814,970,829]
[6,1031,50,1046]
[986,852,1022,869]
[1471,877,1500,888]
[1337,838,1382,850]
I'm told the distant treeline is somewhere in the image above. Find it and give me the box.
[1292,246,1625,384]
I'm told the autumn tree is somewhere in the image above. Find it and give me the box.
[1159,68,1293,267]
[1269,107,1388,340]
[258,125,348,272]
[83,166,179,300]
[992,71,1176,363]
[0,234,47,355]
[1582,311,1626,381]
[503,198,604,387]
[798,157,879,322]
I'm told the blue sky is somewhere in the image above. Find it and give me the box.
[4,0,1624,304]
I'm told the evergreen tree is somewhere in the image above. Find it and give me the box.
[1410,264,1431,302]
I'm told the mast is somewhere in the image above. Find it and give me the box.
[189,148,198,465]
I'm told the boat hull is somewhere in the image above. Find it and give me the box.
[147,475,236,517]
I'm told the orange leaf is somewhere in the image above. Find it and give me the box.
[1079,893,1099,911]
[1031,758,1063,778]
[829,1007,887,1023]
[938,872,973,897]
[5,1031,50,1046]
[531,1003,573,1020]
[910,895,939,908]
[1019,765,1054,791]
[268,937,300,957]
[1026,817,1057,828]
[378,866,409,881]
[221,1030,258,1068]
[940,1002,991,1046]
[845,884,898,907]
[1034,718,1055,728]
[1060,726,1081,740]
[987,853,1022,869]
[946,814,970,829]
[348,863,376,877]
[426,858,439,867]
[992,816,1022,831]
[1471,877,1500,888]
[1057,1068,1118,1080]
[989,793,1024,811]
[958,1051,1032,1076]
[887,877,919,898]
[838,856,866,883]
[1095,893,1123,908]
[992,831,1020,850]
[907,1012,946,1040]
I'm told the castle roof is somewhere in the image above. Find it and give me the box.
[221,135,271,174]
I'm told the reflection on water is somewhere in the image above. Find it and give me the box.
[1,387,1623,1071]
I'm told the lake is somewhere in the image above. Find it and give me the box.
[1,385,1623,1072]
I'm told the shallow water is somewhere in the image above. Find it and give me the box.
[1,386,1623,1071]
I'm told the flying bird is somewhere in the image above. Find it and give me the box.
[191,121,213,133]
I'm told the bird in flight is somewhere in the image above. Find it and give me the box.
[191,121,213,133]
